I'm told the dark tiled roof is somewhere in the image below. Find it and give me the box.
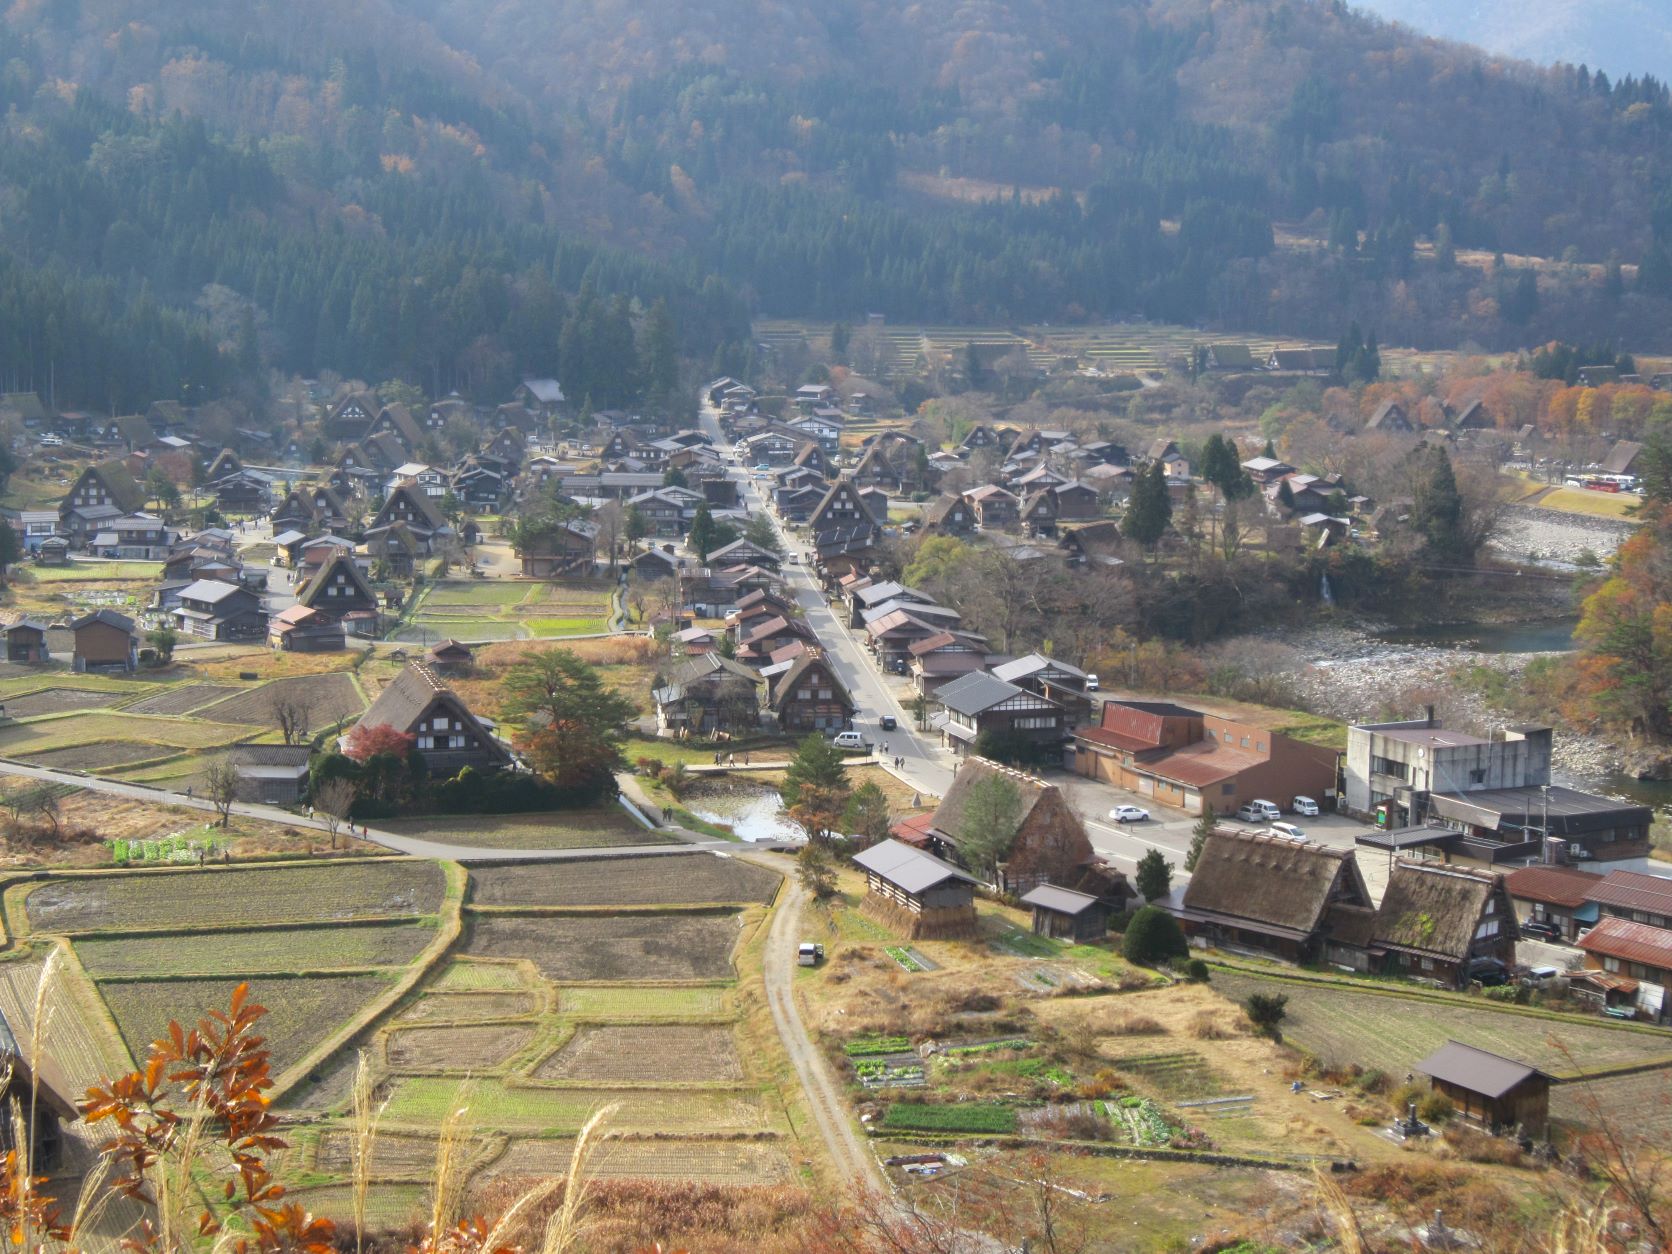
[1417,1041,1547,1098]
[853,839,978,895]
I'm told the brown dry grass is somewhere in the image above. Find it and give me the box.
[446,636,667,721]
[385,1024,536,1072]
[463,914,742,982]
[187,648,360,682]
[534,1025,743,1083]
[393,992,538,1024]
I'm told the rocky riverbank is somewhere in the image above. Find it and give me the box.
[1490,504,1637,567]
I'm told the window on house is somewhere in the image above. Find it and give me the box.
[1221,783,1235,796]
[1370,756,1409,781]
[1469,769,1486,784]
[1604,957,1621,973]
[1634,911,1649,923]
[1474,918,1499,940]
[1240,736,1249,748]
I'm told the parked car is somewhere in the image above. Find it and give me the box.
[39,434,63,447]
[1236,800,1282,823]
[1291,796,1321,816]
[1085,672,1100,691]
[1521,918,1563,942]
[786,553,799,564]
[1467,958,1510,987]
[753,463,771,473]
[1268,821,1307,841]
[879,715,897,731]
[1521,964,1564,988]
[797,941,825,967]
[1109,804,1150,823]
[831,730,866,749]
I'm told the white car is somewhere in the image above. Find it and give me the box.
[1292,796,1321,816]
[1109,804,1150,823]
[39,434,63,447]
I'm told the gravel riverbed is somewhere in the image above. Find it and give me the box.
[1489,505,1636,567]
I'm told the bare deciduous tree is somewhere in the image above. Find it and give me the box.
[314,776,358,849]
[273,693,314,747]
[203,757,241,828]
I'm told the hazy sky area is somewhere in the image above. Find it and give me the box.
[1353,0,1672,82]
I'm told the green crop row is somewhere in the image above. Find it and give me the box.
[882,1103,1018,1134]
[845,1034,912,1057]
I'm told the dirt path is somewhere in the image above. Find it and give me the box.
[751,852,885,1195]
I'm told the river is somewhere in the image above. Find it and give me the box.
[1370,617,1578,654]
[684,780,806,843]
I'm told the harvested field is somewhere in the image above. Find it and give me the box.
[558,986,729,1019]
[0,952,136,1088]
[380,1078,766,1134]
[197,673,364,729]
[1554,1069,1672,1149]
[3,688,129,716]
[394,992,537,1023]
[124,684,241,716]
[535,1025,742,1082]
[74,920,438,977]
[423,583,534,608]
[432,961,529,991]
[289,1184,425,1229]
[470,854,780,908]
[1211,972,1672,1078]
[387,1024,536,1071]
[464,913,742,982]
[99,974,391,1073]
[382,808,670,851]
[24,860,445,934]
[314,1130,471,1180]
[483,1138,791,1184]
[0,713,250,755]
[14,742,168,770]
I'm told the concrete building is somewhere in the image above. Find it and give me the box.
[1344,711,1552,823]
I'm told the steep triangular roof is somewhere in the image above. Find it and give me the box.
[357,662,509,765]
[1183,830,1369,939]
[298,551,377,609]
[1374,861,1505,961]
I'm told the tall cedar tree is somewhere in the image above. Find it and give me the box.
[1410,444,1467,560]
[1123,460,1172,549]
[689,501,719,562]
[956,771,1024,881]
[501,647,635,798]
[842,780,893,846]
[1136,848,1174,901]
[1185,804,1215,871]
[781,734,850,809]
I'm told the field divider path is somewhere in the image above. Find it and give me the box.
[747,849,885,1195]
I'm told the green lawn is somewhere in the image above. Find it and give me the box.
[28,562,162,582]
[526,617,609,637]
[422,582,535,607]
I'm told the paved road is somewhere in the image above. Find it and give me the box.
[702,403,957,800]
[753,851,884,1193]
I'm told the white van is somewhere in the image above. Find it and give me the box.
[831,730,865,749]
[1268,821,1307,842]
[1236,800,1282,823]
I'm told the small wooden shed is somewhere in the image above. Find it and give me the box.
[1020,883,1110,942]
[4,620,49,663]
[852,838,979,940]
[1416,1040,1551,1136]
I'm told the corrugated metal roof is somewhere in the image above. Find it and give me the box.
[1580,917,1672,970]
[1417,1041,1547,1099]
[1504,864,1603,909]
[935,671,1028,716]
[1586,870,1672,917]
[852,839,978,895]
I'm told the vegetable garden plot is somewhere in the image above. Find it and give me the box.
[98,974,391,1073]
[74,921,437,977]
[534,1025,743,1083]
[123,684,242,716]
[24,860,446,933]
[470,854,780,907]
[313,1130,459,1180]
[387,1023,537,1072]
[464,913,742,982]
[881,1103,1018,1134]
[422,583,535,608]
[1111,1052,1231,1101]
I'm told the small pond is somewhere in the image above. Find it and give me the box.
[684,781,806,843]
[1371,616,1578,655]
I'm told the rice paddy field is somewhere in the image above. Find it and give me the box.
[394,578,614,643]
[11,845,794,1211]
[379,808,672,851]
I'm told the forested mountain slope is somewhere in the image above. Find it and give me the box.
[3,0,1671,408]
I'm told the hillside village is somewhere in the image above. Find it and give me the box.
[0,335,1666,1250]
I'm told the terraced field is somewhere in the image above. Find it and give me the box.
[387,1023,537,1070]
[123,683,242,716]
[463,913,742,981]
[398,579,614,643]
[469,853,780,907]
[2,688,128,716]
[484,1138,791,1184]
[535,1025,743,1082]
[380,1077,766,1134]
[101,973,393,1072]
[74,920,438,976]
[0,712,252,757]
[558,985,729,1019]
[1211,972,1672,1078]
[23,860,445,933]
[382,808,670,851]
[197,672,365,729]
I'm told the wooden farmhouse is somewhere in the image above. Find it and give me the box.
[1021,884,1111,942]
[1416,1041,1550,1136]
[853,839,979,940]
[352,662,511,777]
